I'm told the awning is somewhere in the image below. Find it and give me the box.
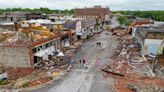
[0,72,7,80]
[74,42,82,46]
[64,40,70,47]
[57,52,64,57]
[34,46,56,57]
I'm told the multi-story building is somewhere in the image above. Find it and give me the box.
[74,5,110,23]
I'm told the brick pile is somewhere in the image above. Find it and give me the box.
[28,77,51,87]
[7,67,34,79]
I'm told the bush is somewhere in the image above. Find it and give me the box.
[48,77,53,80]
[0,79,8,85]
[21,82,29,88]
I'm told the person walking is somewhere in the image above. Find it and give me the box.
[99,42,101,47]
[96,42,99,47]
[83,59,86,68]
[79,60,82,64]
[83,59,86,65]
[79,60,82,68]
[95,57,100,66]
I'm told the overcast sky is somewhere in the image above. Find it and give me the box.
[0,0,164,10]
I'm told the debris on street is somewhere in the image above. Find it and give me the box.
[102,34,164,92]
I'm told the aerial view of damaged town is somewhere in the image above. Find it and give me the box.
[0,0,163,92]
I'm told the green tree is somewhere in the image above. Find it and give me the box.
[118,16,127,25]
[0,7,75,15]
[115,11,164,21]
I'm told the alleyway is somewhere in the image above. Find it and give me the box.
[30,31,119,92]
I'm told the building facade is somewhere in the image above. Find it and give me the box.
[26,12,46,20]
[74,5,110,23]
[75,18,96,40]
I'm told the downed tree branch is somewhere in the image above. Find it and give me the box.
[102,68,124,77]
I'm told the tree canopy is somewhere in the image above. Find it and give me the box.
[117,16,132,26]
[0,7,74,15]
[114,11,164,21]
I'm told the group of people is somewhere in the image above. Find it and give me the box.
[79,59,88,69]
[79,56,101,70]
[96,42,102,47]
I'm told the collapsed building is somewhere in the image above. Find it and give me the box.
[154,40,164,73]
[130,22,164,75]
[132,26,164,56]
[0,25,61,69]
[0,17,98,79]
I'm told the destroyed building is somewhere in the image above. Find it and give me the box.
[0,25,61,69]
[154,40,164,72]
[132,26,164,56]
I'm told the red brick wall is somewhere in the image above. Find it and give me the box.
[7,67,34,79]
[74,7,110,20]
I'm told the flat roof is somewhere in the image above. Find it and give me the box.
[0,34,61,48]
[26,19,55,24]
[0,22,14,25]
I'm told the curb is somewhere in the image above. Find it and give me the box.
[20,71,67,91]
[0,71,67,92]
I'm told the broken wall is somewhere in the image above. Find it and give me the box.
[144,39,163,55]
[0,46,31,68]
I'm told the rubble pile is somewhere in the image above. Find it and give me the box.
[28,77,51,87]
[7,68,34,79]
[103,37,164,92]
[111,27,127,37]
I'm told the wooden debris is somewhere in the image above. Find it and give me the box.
[102,68,124,77]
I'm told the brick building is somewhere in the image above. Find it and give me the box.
[0,26,61,69]
[74,5,110,23]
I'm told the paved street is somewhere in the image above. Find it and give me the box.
[29,31,119,92]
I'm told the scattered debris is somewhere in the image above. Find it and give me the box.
[103,34,164,92]
[102,68,124,77]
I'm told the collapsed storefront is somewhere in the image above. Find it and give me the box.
[34,46,57,62]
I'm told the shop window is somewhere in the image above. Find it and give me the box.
[36,47,40,52]
[32,48,37,53]
[53,41,56,45]
[45,43,49,48]
[49,42,53,46]
[42,44,45,49]
[39,46,42,50]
